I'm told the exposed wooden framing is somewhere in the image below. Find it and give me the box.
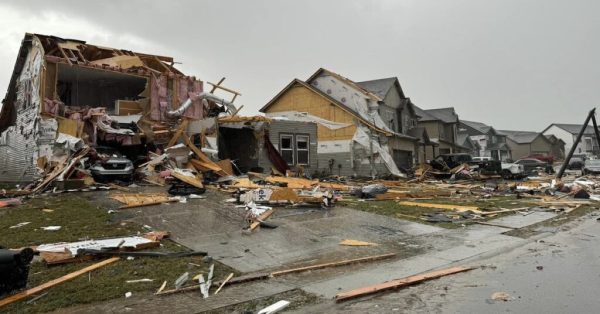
[166,119,189,147]
[0,257,120,308]
[210,77,226,93]
[57,46,72,65]
[207,81,241,96]
[231,105,244,116]
[335,266,475,302]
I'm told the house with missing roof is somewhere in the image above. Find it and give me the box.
[412,106,466,161]
[544,134,566,160]
[260,68,423,177]
[458,120,511,161]
[497,130,559,160]
[542,123,598,156]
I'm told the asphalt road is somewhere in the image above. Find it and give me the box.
[328,213,600,314]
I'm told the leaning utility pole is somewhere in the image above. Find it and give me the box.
[556,108,600,179]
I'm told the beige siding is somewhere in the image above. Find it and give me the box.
[265,83,357,141]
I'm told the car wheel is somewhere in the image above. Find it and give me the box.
[501,169,512,179]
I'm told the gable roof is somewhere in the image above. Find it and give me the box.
[306,68,382,101]
[259,79,394,136]
[356,77,404,100]
[460,120,494,135]
[412,105,438,121]
[497,130,546,144]
[414,106,458,124]
[427,108,459,123]
[543,123,597,135]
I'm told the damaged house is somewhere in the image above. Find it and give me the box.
[412,106,466,160]
[260,68,424,178]
[0,33,241,183]
[458,120,511,161]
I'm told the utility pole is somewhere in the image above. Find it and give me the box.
[556,108,597,179]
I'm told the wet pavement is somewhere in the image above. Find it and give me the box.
[294,213,600,313]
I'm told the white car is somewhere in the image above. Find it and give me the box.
[501,162,525,179]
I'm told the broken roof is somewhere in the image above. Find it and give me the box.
[356,77,404,100]
[543,123,597,135]
[497,130,545,144]
[260,79,394,136]
[460,120,494,134]
[306,68,382,102]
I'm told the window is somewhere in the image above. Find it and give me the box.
[296,135,309,165]
[280,134,294,165]
[279,134,310,166]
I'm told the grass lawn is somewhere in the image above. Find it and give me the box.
[342,195,539,229]
[0,193,237,313]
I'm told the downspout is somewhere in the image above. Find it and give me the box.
[167,92,238,118]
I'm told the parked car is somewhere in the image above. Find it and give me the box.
[90,146,134,182]
[525,154,554,164]
[514,158,554,175]
[500,162,526,179]
[567,157,585,170]
[430,153,501,174]
[582,159,600,175]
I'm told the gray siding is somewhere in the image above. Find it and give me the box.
[316,152,388,177]
[258,120,318,174]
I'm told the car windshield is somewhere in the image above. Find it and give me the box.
[585,160,600,166]
[95,147,122,158]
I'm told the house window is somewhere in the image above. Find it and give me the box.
[280,134,294,165]
[296,135,310,165]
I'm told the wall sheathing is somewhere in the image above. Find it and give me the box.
[0,37,47,182]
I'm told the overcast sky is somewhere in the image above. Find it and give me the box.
[1,0,598,131]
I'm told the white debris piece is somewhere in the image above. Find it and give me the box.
[257,300,290,314]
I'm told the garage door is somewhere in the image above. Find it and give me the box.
[393,149,412,170]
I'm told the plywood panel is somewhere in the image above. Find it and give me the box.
[266,84,356,141]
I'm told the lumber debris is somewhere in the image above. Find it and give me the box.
[398,201,483,214]
[339,239,378,246]
[0,257,120,308]
[335,266,475,302]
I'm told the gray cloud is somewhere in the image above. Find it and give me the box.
[1,0,599,131]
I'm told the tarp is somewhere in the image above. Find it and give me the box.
[352,125,405,178]
[266,111,351,130]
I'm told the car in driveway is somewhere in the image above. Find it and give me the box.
[525,154,554,164]
[582,159,600,175]
[568,157,585,170]
[90,146,134,182]
[514,158,554,175]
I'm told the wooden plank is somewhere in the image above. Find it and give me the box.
[210,77,226,93]
[335,266,475,302]
[183,136,227,176]
[166,119,189,147]
[0,257,120,308]
[207,81,241,96]
[170,169,204,189]
[398,201,482,214]
[249,209,276,231]
[118,199,177,209]
[214,273,234,295]
[270,253,396,277]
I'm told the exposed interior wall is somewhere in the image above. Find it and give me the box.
[218,127,260,173]
[56,64,147,113]
[0,37,46,182]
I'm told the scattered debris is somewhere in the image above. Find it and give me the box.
[41,226,62,231]
[339,239,378,246]
[335,266,475,302]
[174,272,189,290]
[257,300,291,314]
[9,222,30,229]
[490,291,512,302]
[214,273,234,295]
[0,257,119,308]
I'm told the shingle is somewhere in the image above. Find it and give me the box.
[497,130,541,144]
[356,78,397,100]
[550,123,596,135]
